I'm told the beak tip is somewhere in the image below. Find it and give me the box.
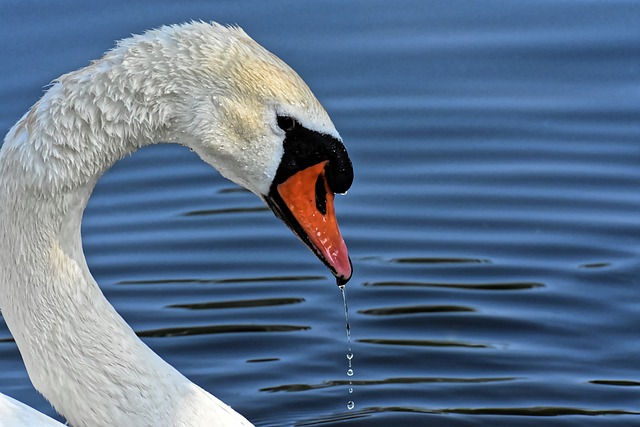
[336,274,352,287]
[333,256,353,287]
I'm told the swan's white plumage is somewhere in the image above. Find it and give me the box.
[0,21,340,427]
[0,394,66,426]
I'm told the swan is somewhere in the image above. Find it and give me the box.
[0,22,353,427]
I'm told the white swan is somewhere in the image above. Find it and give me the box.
[0,22,353,427]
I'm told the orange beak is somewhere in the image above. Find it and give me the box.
[267,161,352,285]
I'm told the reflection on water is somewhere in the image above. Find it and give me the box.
[359,305,475,315]
[359,338,489,349]
[184,206,270,217]
[1,1,640,426]
[118,275,325,285]
[262,376,518,393]
[168,297,306,310]
[138,324,310,338]
[364,280,545,291]
[390,257,491,264]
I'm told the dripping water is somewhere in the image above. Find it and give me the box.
[339,284,355,411]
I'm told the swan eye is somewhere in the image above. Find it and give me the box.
[277,116,296,132]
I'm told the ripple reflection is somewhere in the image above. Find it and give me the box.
[183,205,269,216]
[295,405,640,423]
[118,275,324,286]
[168,297,305,310]
[364,281,544,291]
[359,305,474,316]
[589,379,640,387]
[261,376,517,392]
[390,257,491,264]
[137,324,309,338]
[359,338,489,348]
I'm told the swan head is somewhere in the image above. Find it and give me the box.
[161,23,353,284]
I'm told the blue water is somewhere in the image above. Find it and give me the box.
[1,1,640,426]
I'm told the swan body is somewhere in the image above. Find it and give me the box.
[0,22,352,427]
[0,394,65,426]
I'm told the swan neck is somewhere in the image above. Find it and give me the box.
[0,35,252,426]
[1,64,175,196]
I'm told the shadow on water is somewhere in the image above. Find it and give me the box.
[358,304,475,315]
[183,205,269,217]
[261,376,517,393]
[357,338,490,348]
[363,281,545,291]
[390,257,492,265]
[167,297,306,310]
[117,275,325,286]
[589,380,640,387]
[137,324,310,338]
[294,406,640,426]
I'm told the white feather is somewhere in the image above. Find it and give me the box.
[0,394,65,427]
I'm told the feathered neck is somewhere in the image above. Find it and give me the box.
[0,23,253,427]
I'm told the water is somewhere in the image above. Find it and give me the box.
[1,1,640,426]
[340,285,355,410]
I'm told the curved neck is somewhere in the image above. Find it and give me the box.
[0,48,251,427]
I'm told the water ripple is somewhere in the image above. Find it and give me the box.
[390,257,491,265]
[246,358,280,363]
[589,380,640,387]
[168,297,305,310]
[183,205,269,216]
[358,305,475,316]
[118,275,325,286]
[363,281,545,291]
[296,405,640,423]
[579,262,612,269]
[261,376,518,393]
[137,324,310,338]
[359,338,489,348]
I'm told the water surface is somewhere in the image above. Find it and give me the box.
[1,1,640,426]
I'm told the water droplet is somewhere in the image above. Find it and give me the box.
[340,287,351,347]
[339,286,355,411]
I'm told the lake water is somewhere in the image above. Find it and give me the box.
[1,1,640,426]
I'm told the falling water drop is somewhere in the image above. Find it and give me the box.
[339,285,355,410]
[339,285,352,349]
